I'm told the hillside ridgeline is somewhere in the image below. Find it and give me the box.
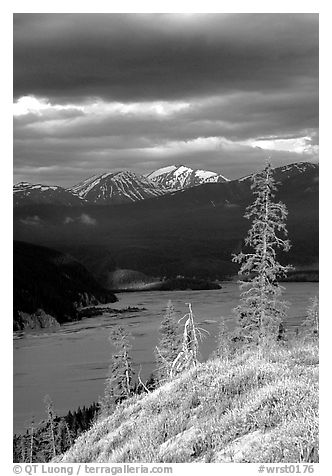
[57,340,318,463]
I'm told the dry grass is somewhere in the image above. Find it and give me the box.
[57,340,318,463]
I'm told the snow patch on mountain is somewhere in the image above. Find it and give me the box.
[279,162,317,175]
[238,162,317,183]
[148,165,178,180]
[195,170,217,180]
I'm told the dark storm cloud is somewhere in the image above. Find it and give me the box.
[14,13,318,102]
[13,13,319,186]
[13,138,312,187]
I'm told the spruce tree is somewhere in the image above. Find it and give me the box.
[101,326,135,415]
[28,417,36,463]
[302,296,319,339]
[155,300,181,382]
[20,436,26,463]
[232,162,291,347]
[43,395,57,459]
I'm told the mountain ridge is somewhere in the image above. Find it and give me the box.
[13,161,317,207]
[13,162,319,286]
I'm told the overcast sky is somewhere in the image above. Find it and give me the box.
[13,13,319,186]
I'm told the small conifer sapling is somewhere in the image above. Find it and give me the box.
[155,300,181,382]
[101,326,135,415]
[44,395,57,458]
[302,296,319,339]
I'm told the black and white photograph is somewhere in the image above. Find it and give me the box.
[12,10,319,468]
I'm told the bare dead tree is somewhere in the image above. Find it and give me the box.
[137,365,151,394]
[170,303,207,378]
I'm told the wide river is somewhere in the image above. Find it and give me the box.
[13,282,318,433]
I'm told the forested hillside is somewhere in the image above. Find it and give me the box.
[13,241,117,330]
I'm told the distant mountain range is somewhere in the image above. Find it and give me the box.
[13,161,319,287]
[13,165,229,206]
[13,182,85,207]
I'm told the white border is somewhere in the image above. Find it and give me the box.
[2,3,328,474]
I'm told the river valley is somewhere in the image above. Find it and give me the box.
[13,282,318,433]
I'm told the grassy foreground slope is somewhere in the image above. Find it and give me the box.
[58,341,318,463]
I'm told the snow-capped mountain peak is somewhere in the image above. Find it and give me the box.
[69,170,170,204]
[147,165,229,190]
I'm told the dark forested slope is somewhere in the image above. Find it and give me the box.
[13,241,117,330]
